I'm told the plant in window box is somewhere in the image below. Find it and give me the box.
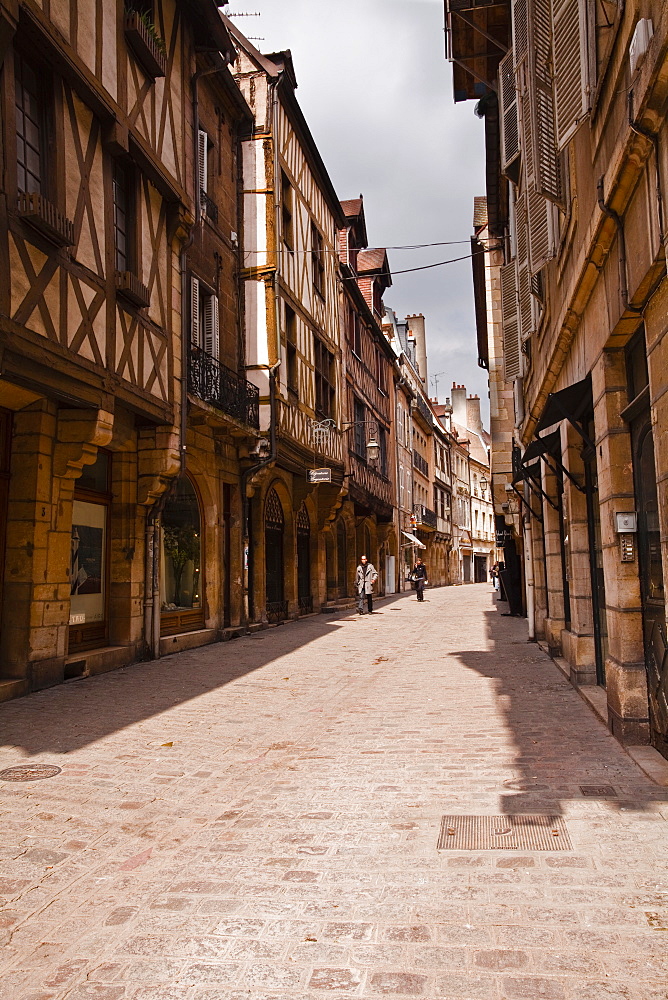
[124,7,167,78]
[163,524,200,607]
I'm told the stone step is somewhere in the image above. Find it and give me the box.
[0,678,28,703]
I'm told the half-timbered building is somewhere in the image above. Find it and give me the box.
[0,0,256,700]
[337,198,398,597]
[229,22,349,622]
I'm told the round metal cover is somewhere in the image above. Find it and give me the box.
[0,764,62,782]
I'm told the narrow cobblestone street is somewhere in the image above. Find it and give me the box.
[1,584,668,1000]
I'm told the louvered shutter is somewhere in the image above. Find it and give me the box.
[501,261,521,382]
[203,294,220,360]
[499,49,519,173]
[512,0,528,61]
[532,0,561,201]
[526,187,555,275]
[515,193,533,340]
[197,129,208,216]
[191,277,201,348]
[553,0,589,150]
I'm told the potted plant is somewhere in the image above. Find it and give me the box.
[124,7,167,79]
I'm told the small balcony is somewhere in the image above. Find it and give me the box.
[413,450,429,477]
[124,9,167,79]
[413,503,437,530]
[116,270,150,308]
[200,189,218,225]
[17,192,74,247]
[414,393,433,428]
[189,345,260,429]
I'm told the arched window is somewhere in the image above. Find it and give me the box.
[265,487,286,621]
[160,475,204,636]
[297,503,312,614]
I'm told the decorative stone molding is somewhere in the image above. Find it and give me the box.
[137,425,181,506]
[53,408,114,480]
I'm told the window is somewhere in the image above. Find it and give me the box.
[70,450,111,652]
[349,309,362,357]
[113,162,133,272]
[399,463,404,507]
[378,425,388,476]
[161,475,204,636]
[286,305,298,395]
[314,337,334,418]
[311,221,325,296]
[376,349,386,394]
[15,53,44,195]
[353,397,365,457]
[281,171,294,250]
[191,277,219,359]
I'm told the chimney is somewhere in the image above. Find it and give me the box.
[406,313,428,386]
[466,394,483,433]
[451,382,467,426]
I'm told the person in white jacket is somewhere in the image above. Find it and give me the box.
[355,555,378,614]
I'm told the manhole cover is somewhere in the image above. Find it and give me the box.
[0,764,62,782]
[579,785,617,797]
[437,814,572,851]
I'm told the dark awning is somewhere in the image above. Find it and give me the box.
[521,429,561,465]
[535,374,593,436]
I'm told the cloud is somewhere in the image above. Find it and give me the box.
[234,1,489,421]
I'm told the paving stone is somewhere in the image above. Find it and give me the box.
[0,585,666,999]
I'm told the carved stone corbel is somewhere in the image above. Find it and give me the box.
[137,425,181,506]
[53,408,114,480]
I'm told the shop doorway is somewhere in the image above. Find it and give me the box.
[265,488,286,622]
[160,474,204,636]
[627,332,667,756]
[474,554,487,583]
[297,503,312,614]
[336,518,347,597]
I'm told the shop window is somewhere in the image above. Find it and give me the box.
[160,475,204,636]
[69,450,111,651]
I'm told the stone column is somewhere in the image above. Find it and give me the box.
[594,349,649,743]
[541,455,567,653]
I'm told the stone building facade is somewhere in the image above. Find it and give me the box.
[446,0,668,756]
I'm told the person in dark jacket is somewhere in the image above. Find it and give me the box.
[411,557,428,601]
[355,555,378,614]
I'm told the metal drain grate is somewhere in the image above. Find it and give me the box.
[437,814,572,851]
[579,785,616,797]
[0,765,62,782]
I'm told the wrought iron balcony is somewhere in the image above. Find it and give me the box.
[200,189,218,224]
[189,345,260,429]
[413,450,429,477]
[413,503,437,529]
[414,393,433,428]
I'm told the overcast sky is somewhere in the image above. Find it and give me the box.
[228,0,489,422]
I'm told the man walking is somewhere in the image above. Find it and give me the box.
[355,554,378,614]
[411,557,428,601]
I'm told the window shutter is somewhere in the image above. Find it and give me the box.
[553,0,589,150]
[499,49,519,173]
[521,0,561,202]
[526,187,555,275]
[191,277,200,348]
[512,0,528,61]
[203,294,220,360]
[515,193,533,341]
[500,261,521,382]
[197,129,208,215]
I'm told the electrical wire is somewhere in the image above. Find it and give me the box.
[242,239,472,256]
[340,247,494,279]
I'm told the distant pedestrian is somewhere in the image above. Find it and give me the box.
[355,555,378,614]
[490,561,500,591]
[411,557,428,602]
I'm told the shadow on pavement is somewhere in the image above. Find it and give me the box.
[450,591,668,816]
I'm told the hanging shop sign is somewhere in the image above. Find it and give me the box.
[307,468,332,483]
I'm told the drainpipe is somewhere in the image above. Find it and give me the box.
[597,177,629,309]
[523,481,536,640]
[240,361,280,627]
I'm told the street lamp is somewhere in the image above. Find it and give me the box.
[480,475,488,493]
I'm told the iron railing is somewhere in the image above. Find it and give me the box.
[189,346,260,429]
[413,450,429,477]
[414,393,433,427]
[200,189,218,224]
[413,503,437,528]
[298,595,313,615]
[266,600,289,623]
